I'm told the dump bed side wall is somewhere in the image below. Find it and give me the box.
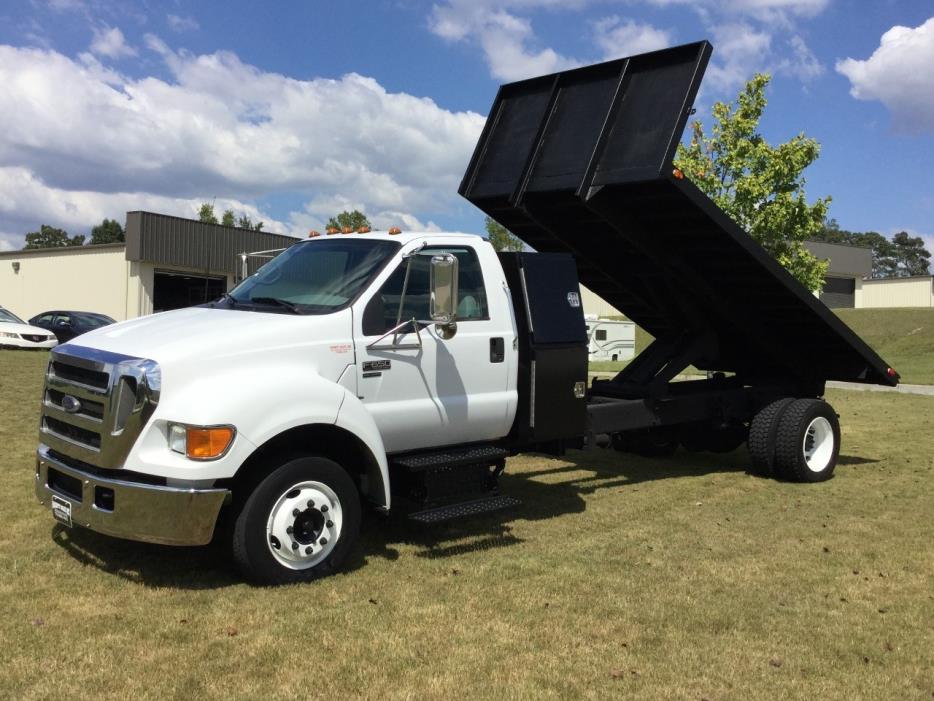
[462,41,897,387]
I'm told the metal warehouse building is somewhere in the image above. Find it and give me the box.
[0,212,298,321]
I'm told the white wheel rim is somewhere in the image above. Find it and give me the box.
[266,481,343,570]
[802,417,834,473]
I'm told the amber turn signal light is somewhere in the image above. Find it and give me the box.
[186,426,235,460]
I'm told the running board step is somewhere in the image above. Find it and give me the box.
[393,445,509,472]
[408,495,521,524]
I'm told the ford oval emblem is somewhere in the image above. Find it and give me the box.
[61,395,82,414]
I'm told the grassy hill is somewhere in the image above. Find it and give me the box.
[835,307,934,385]
[591,308,934,384]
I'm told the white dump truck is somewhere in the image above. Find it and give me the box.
[33,41,898,584]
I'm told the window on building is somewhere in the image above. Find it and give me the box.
[595,329,607,341]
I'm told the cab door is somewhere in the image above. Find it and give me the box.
[352,244,512,453]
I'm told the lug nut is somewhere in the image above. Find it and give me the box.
[292,508,300,517]
[326,520,334,528]
[286,526,293,534]
[321,505,329,513]
[307,500,314,508]
[319,537,328,546]
[305,546,312,554]
[291,542,298,550]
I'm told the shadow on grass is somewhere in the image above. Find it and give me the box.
[50,445,876,586]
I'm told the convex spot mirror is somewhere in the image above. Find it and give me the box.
[429,253,459,337]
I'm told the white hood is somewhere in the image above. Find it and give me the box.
[61,306,353,371]
[0,321,54,337]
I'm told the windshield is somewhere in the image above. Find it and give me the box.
[229,239,400,314]
[0,308,24,324]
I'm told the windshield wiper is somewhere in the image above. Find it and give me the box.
[249,296,304,314]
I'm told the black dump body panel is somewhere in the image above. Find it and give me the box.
[460,41,897,388]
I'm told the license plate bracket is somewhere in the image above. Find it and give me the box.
[51,494,73,528]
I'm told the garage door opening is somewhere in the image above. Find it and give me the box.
[153,270,227,313]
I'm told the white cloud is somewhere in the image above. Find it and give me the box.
[167,14,199,32]
[593,16,674,60]
[704,23,772,91]
[431,3,579,81]
[89,26,136,59]
[0,41,485,245]
[777,34,824,81]
[0,166,287,248]
[836,18,934,133]
[429,0,829,93]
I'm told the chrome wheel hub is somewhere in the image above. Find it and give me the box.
[266,481,343,569]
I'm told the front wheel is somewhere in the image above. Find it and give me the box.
[232,456,361,585]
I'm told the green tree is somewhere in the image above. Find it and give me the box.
[484,216,523,252]
[327,210,371,231]
[891,231,931,276]
[221,209,236,227]
[813,221,930,278]
[675,74,829,292]
[23,225,85,249]
[237,214,264,231]
[198,203,219,225]
[89,218,125,245]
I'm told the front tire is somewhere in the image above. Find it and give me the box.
[232,456,361,585]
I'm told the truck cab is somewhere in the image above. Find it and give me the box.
[35,231,537,584]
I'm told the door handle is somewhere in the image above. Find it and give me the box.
[490,337,505,363]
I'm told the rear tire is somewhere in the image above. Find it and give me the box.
[773,399,840,483]
[231,456,361,585]
[747,398,795,477]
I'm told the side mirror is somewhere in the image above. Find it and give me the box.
[429,253,459,333]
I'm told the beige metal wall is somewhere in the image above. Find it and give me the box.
[861,277,934,308]
[580,285,623,318]
[0,245,137,321]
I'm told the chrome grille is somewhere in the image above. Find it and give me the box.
[39,346,160,469]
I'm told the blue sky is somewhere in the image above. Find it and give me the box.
[0,0,931,257]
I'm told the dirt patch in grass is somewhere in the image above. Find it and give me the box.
[1,351,932,699]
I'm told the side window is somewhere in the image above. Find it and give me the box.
[36,314,54,326]
[595,329,607,341]
[362,246,488,336]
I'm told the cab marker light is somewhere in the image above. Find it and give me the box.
[388,226,402,235]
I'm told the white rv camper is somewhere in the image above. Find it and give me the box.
[585,315,636,362]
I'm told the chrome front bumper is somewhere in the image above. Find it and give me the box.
[35,448,230,546]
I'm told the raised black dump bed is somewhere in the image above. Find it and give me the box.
[460,40,898,405]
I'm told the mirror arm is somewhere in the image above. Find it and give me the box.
[367,317,423,350]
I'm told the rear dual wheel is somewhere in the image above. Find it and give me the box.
[748,398,840,482]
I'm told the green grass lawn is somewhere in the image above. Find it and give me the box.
[1,350,932,699]
[836,307,934,385]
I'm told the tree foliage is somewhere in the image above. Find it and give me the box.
[813,220,931,277]
[23,225,85,249]
[484,216,523,252]
[90,218,125,245]
[327,210,371,231]
[674,74,829,292]
[198,203,219,225]
[198,202,264,230]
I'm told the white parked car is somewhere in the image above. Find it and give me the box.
[0,306,58,349]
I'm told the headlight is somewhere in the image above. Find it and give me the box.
[0,332,20,339]
[167,423,236,460]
